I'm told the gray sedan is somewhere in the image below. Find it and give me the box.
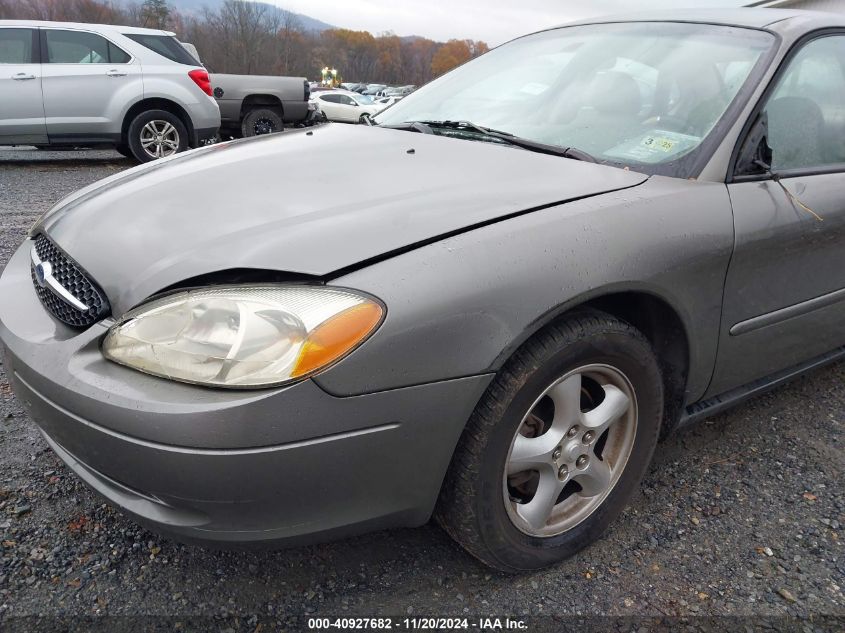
[2,9,844,572]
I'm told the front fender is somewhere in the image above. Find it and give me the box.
[317,176,734,403]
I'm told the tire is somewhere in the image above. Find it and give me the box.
[127,110,188,163]
[114,144,133,159]
[358,113,371,124]
[241,108,284,137]
[435,310,663,572]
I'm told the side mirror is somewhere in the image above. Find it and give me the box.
[735,112,773,177]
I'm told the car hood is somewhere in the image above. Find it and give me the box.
[37,124,647,315]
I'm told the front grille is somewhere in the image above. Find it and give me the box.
[30,235,110,328]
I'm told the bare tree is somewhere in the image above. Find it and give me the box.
[139,0,169,29]
[0,0,472,84]
[0,0,11,19]
[277,10,303,74]
[1,0,125,23]
[201,0,282,74]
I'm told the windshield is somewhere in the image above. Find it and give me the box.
[356,94,375,105]
[375,22,775,176]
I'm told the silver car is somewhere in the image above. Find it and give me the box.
[2,9,844,572]
[0,20,220,161]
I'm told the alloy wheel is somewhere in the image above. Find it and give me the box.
[140,120,180,159]
[253,118,278,135]
[503,363,637,537]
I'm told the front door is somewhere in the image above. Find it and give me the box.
[710,33,845,395]
[0,27,46,144]
[337,93,360,122]
[40,28,140,143]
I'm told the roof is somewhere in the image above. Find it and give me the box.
[0,20,173,36]
[748,0,845,8]
[554,7,844,30]
[312,89,359,96]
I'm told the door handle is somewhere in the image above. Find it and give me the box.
[12,73,36,81]
[106,69,127,77]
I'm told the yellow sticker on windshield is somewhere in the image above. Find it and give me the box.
[642,136,676,152]
[604,130,700,164]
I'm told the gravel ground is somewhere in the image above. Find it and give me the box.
[0,147,843,631]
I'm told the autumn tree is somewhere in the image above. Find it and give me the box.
[431,39,488,77]
[375,34,403,84]
[401,37,438,85]
[317,29,380,81]
[470,40,490,56]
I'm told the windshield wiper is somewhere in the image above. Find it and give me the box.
[417,120,597,163]
[379,121,434,134]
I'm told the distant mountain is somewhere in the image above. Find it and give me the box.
[164,0,335,32]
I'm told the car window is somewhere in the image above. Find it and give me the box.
[124,34,198,65]
[321,94,342,104]
[377,22,775,178]
[45,30,129,64]
[341,95,357,106]
[109,42,131,64]
[0,28,34,64]
[764,35,845,170]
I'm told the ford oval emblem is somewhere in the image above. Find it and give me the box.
[34,261,51,288]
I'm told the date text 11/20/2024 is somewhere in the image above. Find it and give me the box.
[307,618,528,630]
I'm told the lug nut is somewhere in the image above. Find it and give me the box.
[552,447,562,461]
[557,465,569,480]
[567,425,580,438]
[576,455,589,468]
[583,431,595,444]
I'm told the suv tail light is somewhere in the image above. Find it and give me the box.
[189,69,213,96]
[304,79,310,101]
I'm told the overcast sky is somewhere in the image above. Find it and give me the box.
[264,0,753,45]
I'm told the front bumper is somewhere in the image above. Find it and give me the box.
[0,239,492,545]
[304,103,322,126]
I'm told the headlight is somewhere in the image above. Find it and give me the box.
[102,285,384,388]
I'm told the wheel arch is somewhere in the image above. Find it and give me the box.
[494,288,691,437]
[240,94,284,119]
[122,98,196,147]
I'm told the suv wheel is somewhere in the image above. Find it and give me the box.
[127,110,188,163]
[242,108,283,137]
[436,310,663,572]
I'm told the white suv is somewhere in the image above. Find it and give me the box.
[0,20,221,162]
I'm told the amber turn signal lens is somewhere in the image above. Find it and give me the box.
[291,301,383,378]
